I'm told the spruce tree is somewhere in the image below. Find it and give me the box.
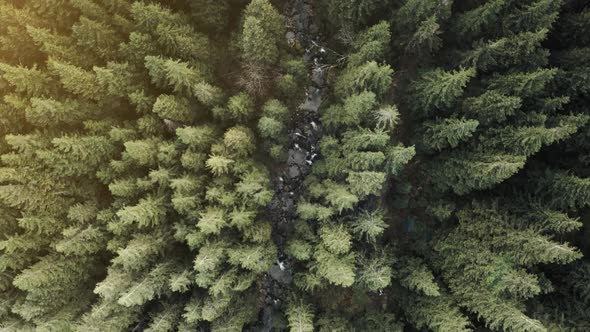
[288,23,415,323]
[1,0,590,331]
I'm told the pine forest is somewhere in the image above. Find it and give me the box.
[1,0,590,331]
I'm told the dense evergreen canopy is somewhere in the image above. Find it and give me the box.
[0,0,589,331]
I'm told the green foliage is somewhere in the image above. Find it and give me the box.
[412,67,476,114]
[357,255,392,291]
[263,99,289,118]
[407,15,442,54]
[323,181,359,213]
[386,145,416,175]
[189,0,229,33]
[144,55,205,95]
[0,63,52,96]
[432,202,582,331]
[287,239,313,261]
[528,208,583,234]
[242,17,279,65]
[422,118,479,151]
[319,223,352,254]
[176,125,217,150]
[346,171,386,198]
[240,0,284,66]
[197,208,226,235]
[313,247,356,287]
[297,202,334,222]
[430,151,526,195]
[349,21,392,66]
[206,155,234,176]
[487,69,557,98]
[227,244,276,273]
[486,119,586,157]
[464,29,549,71]
[55,225,105,256]
[124,139,159,166]
[153,94,193,123]
[223,126,256,158]
[0,0,278,329]
[462,90,522,125]
[117,196,166,228]
[402,292,471,332]
[393,0,452,56]
[355,312,404,332]
[537,171,590,210]
[351,210,388,244]
[395,257,440,296]
[220,92,255,121]
[154,21,209,62]
[335,61,394,100]
[118,263,174,307]
[286,301,315,332]
[322,91,377,129]
[1,1,590,331]
[451,0,510,39]
[321,0,392,32]
[48,59,103,100]
[258,117,284,140]
[374,105,399,131]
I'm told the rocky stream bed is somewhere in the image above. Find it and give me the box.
[249,0,328,330]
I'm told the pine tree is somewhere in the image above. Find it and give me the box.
[462,90,522,125]
[401,291,471,332]
[335,61,394,100]
[238,0,286,98]
[0,63,53,97]
[536,171,590,210]
[321,91,377,129]
[432,202,581,332]
[348,21,392,67]
[412,67,476,114]
[487,69,557,98]
[152,94,194,123]
[422,118,479,151]
[351,210,388,244]
[321,0,393,32]
[429,150,526,195]
[464,29,549,71]
[395,257,440,297]
[451,0,509,39]
[242,16,280,65]
[290,21,415,317]
[189,0,230,33]
[357,254,393,291]
[2,0,590,330]
[286,300,315,332]
[393,0,453,56]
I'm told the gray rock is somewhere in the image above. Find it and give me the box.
[286,31,296,44]
[288,149,306,166]
[282,198,295,213]
[259,306,273,332]
[269,265,293,285]
[312,69,325,86]
[288,165,301,178]
[300,92,322,113]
